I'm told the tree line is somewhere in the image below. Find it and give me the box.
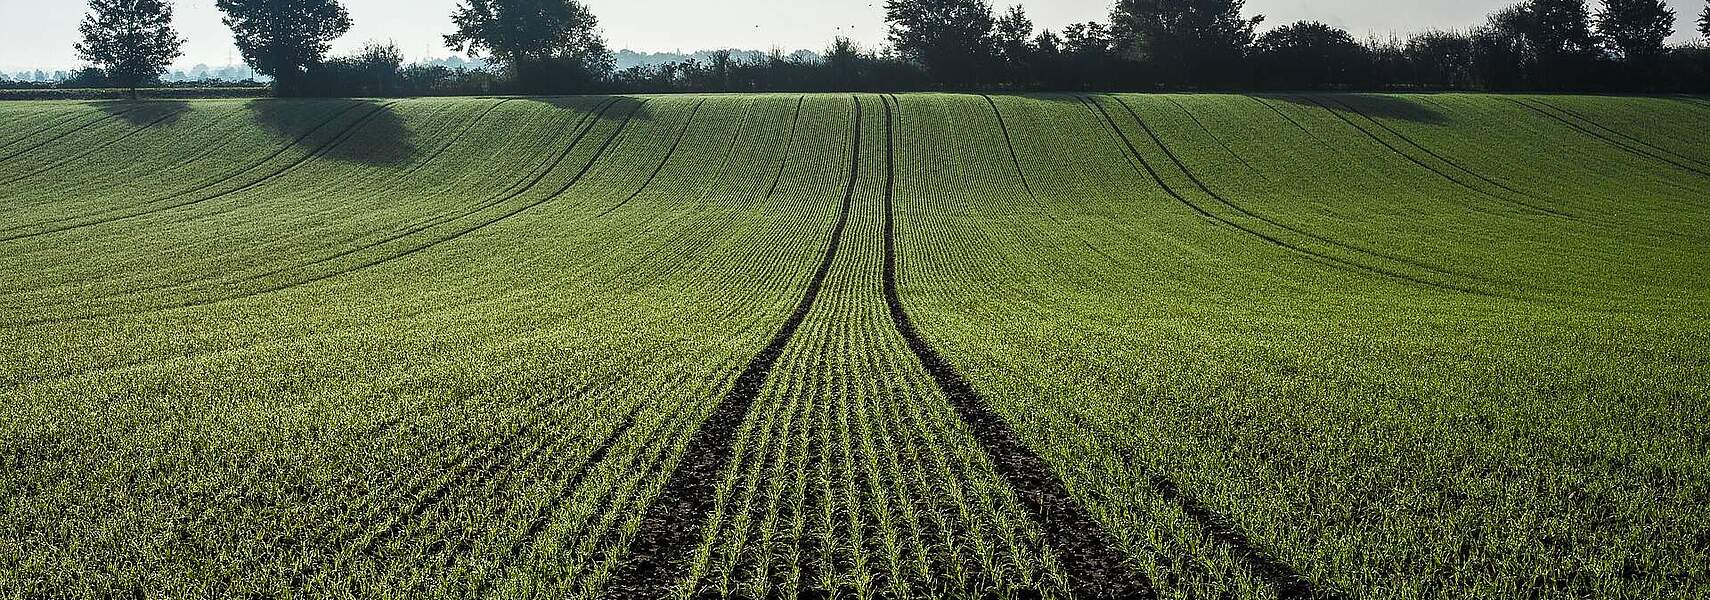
[64,0,1710,98]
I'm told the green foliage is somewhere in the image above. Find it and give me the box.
[1110,0,1264,86]
[309,41,405,97]
[1595,0,1676,61]
[884,0,998,86]
[215,0,352,96]
[1522,0,1601,63]
[1701,1,1710,38]
[443,0,613,93]
[0,93,1706,598]
[1252,21,1368,88]
[73,0,185,96]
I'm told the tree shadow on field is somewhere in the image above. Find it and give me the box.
[1269,93,1448,125]
[246,98,417,166]
[524,95,656,127]
[94,99,190,126]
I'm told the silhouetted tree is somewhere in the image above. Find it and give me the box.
[1406,30,1477,88]
[1253,21,1367,88]
[216,0,351,96]
[1111,0,1263,87]
[885,0,998,87]
[1472,4,1536,89]
[1053,22,1123,89]
[1596,0,1675,62]
[1523,0,1601,87]
[309,40,404,96]
[75,0,185,98]
[1701,1,1710,38]
[444,0,612,93]
[995,5,1035,85]
[825,36,864,89]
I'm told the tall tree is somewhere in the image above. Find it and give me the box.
[1111,0,1264,87]
[1698,0,1709,38]
[1526,0,1601,84]
[74,0,185,98]
[1252,21,1368,89]
[215,0,352,96]
[1596,0,1675,61]
[444,0,613,93]
[885,0,998,87]
[995,5,1035,84]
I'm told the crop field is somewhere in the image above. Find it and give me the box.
[0,93,1707,599]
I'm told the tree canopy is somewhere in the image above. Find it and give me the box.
[1698,0,1709,38]
[74,0,185,96]
[1595,0,1675,61]
[215,0,351,96]
[1110,0,1264,87]
[444,0,613,93]
[1252,21,1367,89]
[885,0,998,87]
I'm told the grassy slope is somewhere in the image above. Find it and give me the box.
[0,93,1705,599]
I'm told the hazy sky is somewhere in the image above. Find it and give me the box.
[1,0,1704,72]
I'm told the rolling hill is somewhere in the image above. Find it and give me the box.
[1,93,1707,599]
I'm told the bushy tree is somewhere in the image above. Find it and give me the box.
[1528,0,1600,54]
[1111,0,1264,87]
[216,0,352,96]
[1252,21,1367,88]
[444,0,613,93]
[1406,30,1477,88]
[995,5,1035,84]
[1473,5,1534,89]
[1596,0,1675,61]
[1701,1,1709,38]
[74,0,185,98]
[825,36,864,89]
[885,0,998,87]
[310,40,404,96]
[1525,0,1601,86]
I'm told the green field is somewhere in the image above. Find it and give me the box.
[1,93,1706,599]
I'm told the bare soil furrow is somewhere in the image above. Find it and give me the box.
[882,94,1154,600]
[601,96,863,599]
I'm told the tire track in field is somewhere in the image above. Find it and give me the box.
[1051,397,1348,600]
[0,106,188,185]
[601,96,864,600]
[0,104,147,164]
[1084,96,1509,300]
[0,106,189,186]
[7,100,647,329]
[595,98,708,218]
[4,104,261,214]
[1109,96,1479,282]
[397,98,514,178]
[34,98,613,305]
[0,110,94,152]
[1250,96,1338,151]
[473,401,650,594]
[1532,99,1710,171]
[236,98,621,284]
[981,94,1123,266]
[882,94,1154,600]
[1164,97,1267,179]
[1323,96,1571,217]
[0,101,375,242]
[289,384,605,587]
[1510,98,1710,179]
[766,96,807,199]
[1671,95,1710,117]
[1299,96,1572,219]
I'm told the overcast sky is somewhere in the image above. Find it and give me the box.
[2,0,1704,72]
